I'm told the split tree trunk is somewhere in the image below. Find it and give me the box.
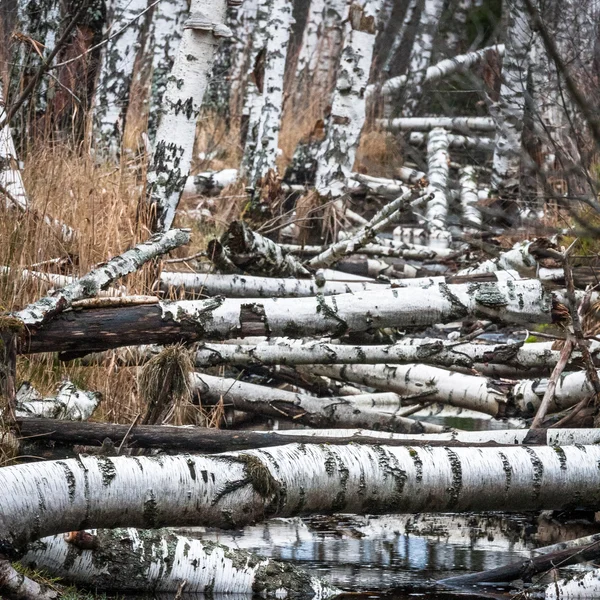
[147,0,230,232]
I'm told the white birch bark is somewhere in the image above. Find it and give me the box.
[409,132,495,151]
[15,381,100,421]
[380,45,506,96]
[379,117,496,132]
[352,171,423,191]
[399,0,445,116]
[310,362,600,419]
[545,569,600,599]
[22,528,337,597]
[424,128,450,235]
[381,0,419,75]
[192,338,600,374]
[314,0,381,197]
[14,228,190,326]
[184,169,239,196]
[244,0,294,187]
[240,0,271,176]
[148,0,231,232]
[294,0,325,85]
[158,272,382,297]
[147,0,189,140]
[459,166,483,229]
[0,559,58,600]
[457,240,541,277]
[93,0,147,159]
[4,444,600,551]
[490,0,532,193]
[193,372,444,433]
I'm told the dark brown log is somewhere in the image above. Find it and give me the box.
[440,541,600,586]
[15,419,563,453]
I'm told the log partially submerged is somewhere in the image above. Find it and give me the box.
[4,444,600,551]
[22,528,337,597]
[20,279,558,355]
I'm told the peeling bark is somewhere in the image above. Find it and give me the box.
[22,278,556,355]
[3,444,600,552]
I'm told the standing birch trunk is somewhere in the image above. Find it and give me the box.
[244,0,294,187]
[147,0,189,141]
[459,166,482,229]
[314,0,382,197]
[147,0,231,232]
[93,0,147,159]
[490,0,532,195]
[400,0,445,116]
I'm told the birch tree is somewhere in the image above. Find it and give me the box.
[242,0,294,188]
[314,0,382,196]
[490,0,532,196]
[146,0,189,140]
[147,0,232,232]
[93,0,147,159]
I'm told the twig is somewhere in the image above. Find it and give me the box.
[530,338,574,429]
[116,413,140,455]
[0,1,89,130]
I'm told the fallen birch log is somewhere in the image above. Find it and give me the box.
[378,117,496,132]
[4,444,600,552]
[545,569,600,599]
[17,419,600,453]
[193,373,443,433]
[21,528,336,597]
[378,45,506,97]
[214,220,311,277]
[0,559,57,600]
[21,278,558,355]
[440,541,600,587]
[308,362,600,418]
[308,189,428,268]
[14,228,190,326]
[15,381,100,421]
[158,272,381,297]
[409,132,495,151]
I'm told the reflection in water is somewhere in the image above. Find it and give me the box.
[118,513,600,600]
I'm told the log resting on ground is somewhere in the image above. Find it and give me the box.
[4,444,600,553]
[192,373,444,433]
[16,420,600,453]
[21,278,558,355]
[307,363,600,418]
